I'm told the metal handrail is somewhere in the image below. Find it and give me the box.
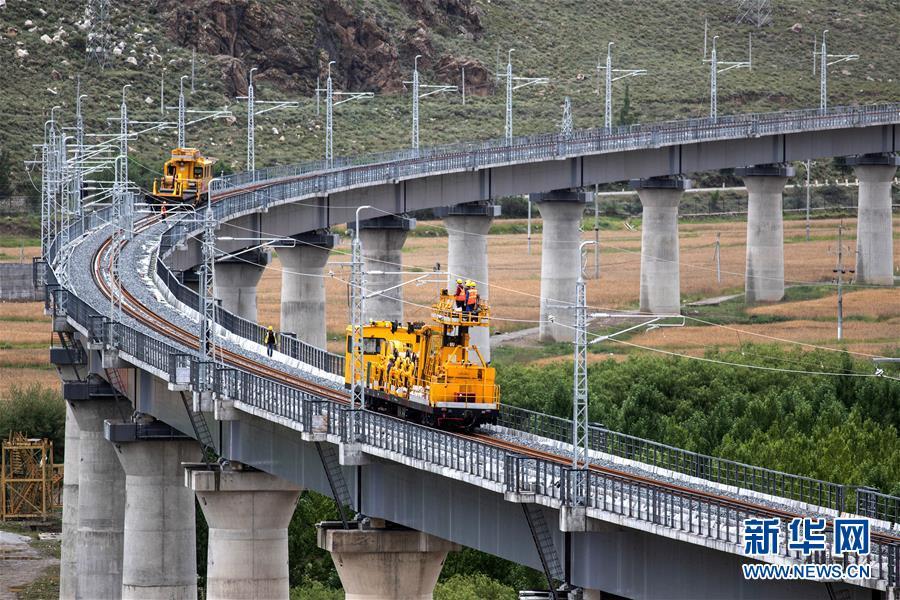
[498,405,848,512]
[37,102,900,586]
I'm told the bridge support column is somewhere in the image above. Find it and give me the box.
[435,202,501,362]
[59,403,81,599]
[847,154,899,285]
[279,231,339,349]
[737,164,793,303]
[106,420,200,599]
[68,393,131,600]
[631,177,691,314]
[188,468,301,600]
[357,215,416,323]
[532,191,589,342]
[317,522,460,600]
[214,249,269,322]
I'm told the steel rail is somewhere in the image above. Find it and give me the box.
[93,217,900,553]
[473,433,900,546]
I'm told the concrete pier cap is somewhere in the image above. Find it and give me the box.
[434,201,500,362]
[531,190,590,343]
[279,230,340,349]
[317,520,460,600]
[187,465,302,600]
[629,177,691,315]
[214,247,270,322]
[845,153,899,285]
[735,164,794,303]
[352,214,417,323]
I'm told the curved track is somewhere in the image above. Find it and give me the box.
[91,213,900,550]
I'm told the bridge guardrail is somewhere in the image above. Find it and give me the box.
[40,102,900,585]
[46,241,900,584]
[499,405,848,512]
[857,488,900,525]
[154,256,345,376]
[216,103,900,195]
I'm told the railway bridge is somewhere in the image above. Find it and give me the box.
[42,103,900,599]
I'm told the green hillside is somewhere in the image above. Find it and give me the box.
[0,0,898,194]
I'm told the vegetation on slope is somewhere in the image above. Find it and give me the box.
[1,0,897,196]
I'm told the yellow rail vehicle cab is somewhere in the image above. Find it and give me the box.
[344,291,499,429]
[149,148,216,208]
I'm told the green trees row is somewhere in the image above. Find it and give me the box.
[495,345,900,495]
[5,343,897,598]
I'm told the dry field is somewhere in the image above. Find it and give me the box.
[0,300,55,397]
[256,216,900,356]
[2,214,897,384]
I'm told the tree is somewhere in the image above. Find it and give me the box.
[0,149,13,198]
[617,84,640,126]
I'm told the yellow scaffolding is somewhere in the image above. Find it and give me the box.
[1,433,63,520]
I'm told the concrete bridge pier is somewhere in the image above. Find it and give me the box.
[59,403,81,599]
[631,177,691,314]
[435,202,501,362]
[106,419,200,599]
[357,215,416,323]
[214,248,270,322]
[531,190,589,342]
[68,392,131,600]
[188,468,302,600]
[279,231,339,349]
[737,164,794,303]
[847,153,899,285]
[317,521,460,600]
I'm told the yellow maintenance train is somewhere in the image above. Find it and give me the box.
[344,290,498,429]
[147,147,216,209]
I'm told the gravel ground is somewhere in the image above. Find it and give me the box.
[0,530,58,600]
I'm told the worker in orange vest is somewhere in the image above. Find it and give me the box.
[464,281,478,313]
[453,278,466,310]
[160,201,168,219]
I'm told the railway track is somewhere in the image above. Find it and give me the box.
[475,433,900,546]
[93,214,348,405]
[92,206,900,552]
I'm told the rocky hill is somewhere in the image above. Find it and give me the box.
[0,0,897,194]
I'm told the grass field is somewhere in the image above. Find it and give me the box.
[2,1,899,196]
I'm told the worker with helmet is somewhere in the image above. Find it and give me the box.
[464,280,478,313]
[453,278,466,310]
[264,325,277,357]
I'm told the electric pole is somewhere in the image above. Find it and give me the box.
[830,220,855,340]
[160,68,166,116]
[705,34,752,121]
[406,55,457,154]
[316,61,373,168]
[497,49,548,144]
[247,68,256,174]
[604,42,646,131]
[819,30,858,114]
[350,205,374,433]
[805,159,812,241]
[238,67,302,175]
[714,231,721,284]
[593,186,600,280]
[561,97,573,136]
[198,198,218,392]
[572,240,596,504]
[178,75,186,148]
